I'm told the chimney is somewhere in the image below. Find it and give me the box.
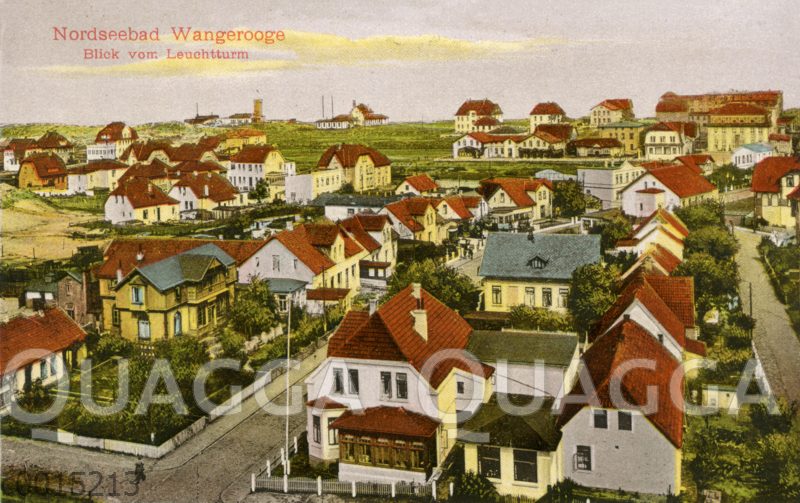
[148,184,153,195]
[623,313,630,321]
[286,221,293,231]
[658,333,664,344]
[136,245,144,262]
[203,184,209,197]
[352,99,356,107]
[116,260,123,283]
[410,283,428,340]
[369,299,377,315]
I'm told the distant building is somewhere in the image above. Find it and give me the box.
[620,164,718,217]
[66,159,129,194]
[104,178,179,225]
[3,132,74,172]
[478,177,554,224]
[316,115,353,129]
[454,99,503,133]
[655,90,783,129]
[732,143,774,169]
[88,122,138,161]
[285,166,343,205]
[168,172,247,219]
[577,161,647,209]
[570,138,624,158]
[350,102,388,126]
[228,145,290,197]
[598,121,645,156]
[643,122,698,160]
[395,174,439,195]
[17,153,68,195]
[589,99,634,127]
[310,193,404,221]
[529,102,566,132]
[317,144,392,192]
[707,103,773,162]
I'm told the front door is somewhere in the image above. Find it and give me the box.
[138,317,151,340]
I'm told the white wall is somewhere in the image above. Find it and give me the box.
[621,175,680,217]
[285,174,313,204]
[238,240,315,285]
[577,169,615,209]
[325,205,384,222]
[104,195,135,224]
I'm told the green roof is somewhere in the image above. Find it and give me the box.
[479,233,601,281]
[458,395,561,450]
[267,278,308,294]
[468,330,577,366]
[133,243,234,292]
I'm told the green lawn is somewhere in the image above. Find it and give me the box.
[47,193,107,214]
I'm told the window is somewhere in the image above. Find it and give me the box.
[513,449,538,483]
[112,306,120,326]
[175,288,182,302]
[576,445,592,471]
[618,411,632,431]
[558,288,569,308]
[524,287,535,306]
[198,303,207,326]
[272,255,280,272]
[396,373,408,399]
[593,410,608,429]
[348,369,360,394]
[328,417,338,445]
[333,369,344,394]
[380,372,392,398]
[40,360,49,379]
[542,288,552,308]
[478,446,501,479]
[131,286,144,305]
[312,415,321,444]
[457,381,465,395]
[491,286,502,305]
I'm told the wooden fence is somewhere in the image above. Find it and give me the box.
[252,474,434,499]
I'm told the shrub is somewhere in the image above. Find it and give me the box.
[93,334,134,361]
[451,471,499,502]
[509,305,574,332]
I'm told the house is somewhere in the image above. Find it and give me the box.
[615,208,689,260]
[570,138,624,158]
[434,194,489,223]
[17,153,68,195]
[707,103,773,162]
[589,99,634,127]
[88,122,138,161]
[107,244,237,342]
[529,102,566,131]
[316,115,353,130]
[619,244,683,281]
[22,271,92,325]
[184,113,220,126]
[597,121,645,156]
[643,122,697,160]
[350,102,389,126]
[473,117,503,132]
[120,140,219,166]
[112,159,174,191]
[67,159,130,194]
[213,128,268,154]
[558,317,684,496]
[2,131,74,172]
[732,143,775,170]
[479,233,601,313]
[620,164,718,218]
[104,178,179,224]
[452,132,528,159]
[396,174,439,195]
[478,177,554,224]
[577,160,647,209]
[226,145,289,196]
[516,124,573,159]
[0,308,87,412]
[769,133,793,155]
[339,214,397,293]
[381,197,452,244]
[311,193,404,221]
[534,169,576,183]
[3,138,38,172]
[751,156,800,229]
[305,284,494,483]
[675,154,716,176]
[168,172,246,219]
[655,90,783,130]
[285,166,343,205]
[455,99,504,133]
[317,144,392,192]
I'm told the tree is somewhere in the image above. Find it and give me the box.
[509,305,574,332]
[339,183,355,194]
[674,252,739,317]
[228,278,280,337]
[593,215,632,251]
[685,418,731,495]
[684,226,739,261]
[451,471,499,502]
[568,262,619,335]
[249,179,270,204]
[553,180,586,217]
[675,200,724,231]
[218,327,247,363]
[385,259,479,313]
[753,418,800,501]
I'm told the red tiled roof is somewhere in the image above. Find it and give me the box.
[271,223,366,275]
[120,140,173,162]
[751,157,800,193]
[317,144,390,168]
[0,308,86,374]
[685,338,707,357]
[328,285,493,388]
[95,238,267,279]
[230,145,278,163]
[4,138,38,159]
[534,124,573,142]
[478,177,553,208]
[384,197,435,232]
[456,99,502,116]
[21,153,66,179]
[648,121,698,138]
[676,154,714,174]
[474,117,500,127]
[559,318,683,448]
[306,396,347,409]
[360,260,391,268]
[709,103,769,116]
[169,143,216,162]
[624,244,682,278]
[571,138,622,149]
[634,208,689,238]
[172,172,239,203]
[95,122,138,143]
[788,186,800,200]
[645,164,717,198]
[656,100,688,113]
[402,174,439,193]
[464,132,528,144]
[530,102,565,116]
[117,159,172,185]
[339,215,382,253]
[109,178,178,209]
[595,99,633,111]
[69,159,128,175]
[436,195,474,220]
[331,406,440,438]
[36,131,73,149]
[171,160,227,175]
[769,133,791,142]
[306,288,351,301]
[645,275,696,327]
[348,213,390,232]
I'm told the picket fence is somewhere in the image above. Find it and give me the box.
[252,475,435,499]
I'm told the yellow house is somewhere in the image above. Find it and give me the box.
[479,233,602,313]
[454,99,504,133]
[17,153,68,195]
[597,120,645,156]
[317,144,391,192]
[218,128,267,153]
[615,208,689,260]
[381,197,452,244]
[168,172,246,219]
[478,177,554,224]
[707,103,773,162]
[104,178,179,225]
[751,156,800,229]
[104,243,237,342]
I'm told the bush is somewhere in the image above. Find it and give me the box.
[451,471,499,502]
[509,305,574,332]
[93,334,134,361]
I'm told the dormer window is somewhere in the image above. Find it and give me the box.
[528,256,548,269]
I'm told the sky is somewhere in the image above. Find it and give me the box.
[1,0,798,125]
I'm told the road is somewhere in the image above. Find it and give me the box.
[735,229,800,406]
[2,343,328,503]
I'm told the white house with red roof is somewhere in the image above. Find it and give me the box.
[643,122,698,160]
[395,174,439,196]
[454,99,504,133]
[620,164,718,218]
[751,156,800,229]
[380,197,453,244]
[434,194,489,223]
[589,99,634,127]
[529,102,566,131]
[0,308,87,412]
[305,284,494,483]
[350,102,389,126]
[168,172,247,219]
[478,177,554,224]
[104,178,179,225]
[338,213,397,292]
[87,122,138,161]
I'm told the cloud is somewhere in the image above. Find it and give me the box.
[35,30,573,77]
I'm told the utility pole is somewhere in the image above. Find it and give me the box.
[285,302,291,476]
[321,95,325,119]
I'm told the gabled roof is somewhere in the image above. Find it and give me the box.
[21,152,66,179]
[328,285,493,388]
[36,131,73,149]
[633,208,690,239]
[435,195,475,220]
[559,318,683,448]
[474,116,501,127]
[230,145,279,163]
[478,177,553,207]
[172,172,239,203]
[647,121,698,138]
[120,140,173,162]
[339,215,383,252]
[124,244,235,292]
[95,238,268,279]
[271,223,364,275]
[345,213,391,232]
[640,164,717,198]
[459,395,561,450]
[401,174,439,193]
[3,138,37,158]
[168,143,216,162]
[479,233,602,281]
[751,156,800,193]
[116,159,172,185]
[456,99,502,116]
[95,122,138,143]
[709,103,769,116]
[570,138,622,149]
[109,178,179,209]
[0,308,86,374]
[530,102,565,116]
[69,159,128,175]
[622,244,682,279]
[331,406,440,438]
[534,124,573,142]
[594,99,633,111]
[383,197,436,232]
[317,144,390,168]
[676,154,714,174]
[171,160,227,175]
